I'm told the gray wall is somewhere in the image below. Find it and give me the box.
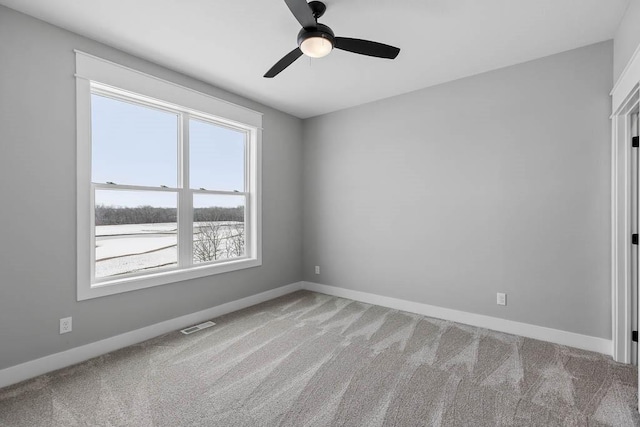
[614,0,640,83]
[303,42,613,339]
[0,6,303,370]
[0,3,617,371]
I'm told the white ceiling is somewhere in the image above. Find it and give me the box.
[0,0,630,118]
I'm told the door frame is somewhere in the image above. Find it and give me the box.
[611,43,640,364]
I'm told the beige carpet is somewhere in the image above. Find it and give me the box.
[0,290,638,426]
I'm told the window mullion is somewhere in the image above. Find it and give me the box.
[178,113,193,268]
[244,131,251,259]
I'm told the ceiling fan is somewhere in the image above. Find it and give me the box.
[264,0,401,78]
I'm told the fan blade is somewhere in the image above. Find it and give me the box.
[334,37,400,59]
[264,48,303,78]
[284,0,316,29]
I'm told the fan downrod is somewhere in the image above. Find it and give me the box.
[308,1,326,20]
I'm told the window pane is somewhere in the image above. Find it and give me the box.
[91,94,178,187]
[95,190,177,279]
[193,194,245,263]
[190,119,245,191]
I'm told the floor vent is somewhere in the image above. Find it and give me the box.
[180,321,216,335]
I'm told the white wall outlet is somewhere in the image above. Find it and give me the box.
[315,265,320,275]
[497,293,507,306]
[60,317,72,334]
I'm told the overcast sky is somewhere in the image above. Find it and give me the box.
[91,93,245,209]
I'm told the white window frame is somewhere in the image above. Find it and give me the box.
[76,51,262,301]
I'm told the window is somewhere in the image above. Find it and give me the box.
[76,52,262,300]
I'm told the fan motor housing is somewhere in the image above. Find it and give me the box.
[297,23,335,48]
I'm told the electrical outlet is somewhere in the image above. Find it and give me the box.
[60,317,72,334]
[315,265,320,275]
[497,293,506,306]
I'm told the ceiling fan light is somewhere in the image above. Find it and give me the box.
[300,36,333,58]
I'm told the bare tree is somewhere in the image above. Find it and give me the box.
[226,223,245,258]
[95,204,241,226]
[193,222,223,262]
[192,204,245,263]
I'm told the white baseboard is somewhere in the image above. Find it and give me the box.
[0,282,303,389]
[302,282,613,356]
[0,280,614,389]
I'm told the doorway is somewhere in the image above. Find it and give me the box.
[612,86,639,366]
[631,111,638,366]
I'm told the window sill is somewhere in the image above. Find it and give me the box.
[77,258,261,301]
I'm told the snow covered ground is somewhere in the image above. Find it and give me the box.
[95,222,243,278]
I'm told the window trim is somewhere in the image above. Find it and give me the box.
[76,51,262,301]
